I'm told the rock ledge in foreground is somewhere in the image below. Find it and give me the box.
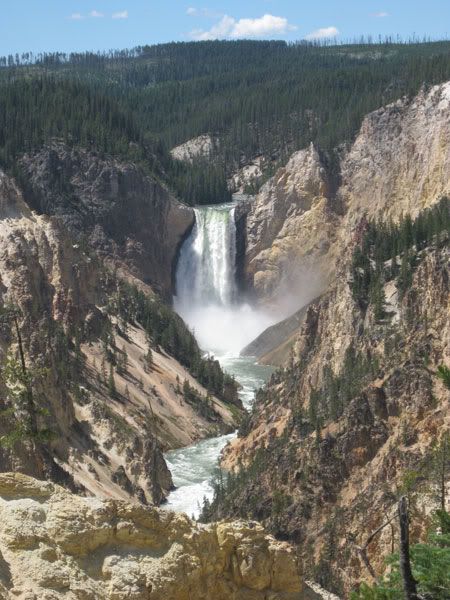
[0,473,302,600]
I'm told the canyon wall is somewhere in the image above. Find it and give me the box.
[221,237,449,594]
[212,82,450,594]
[0,169,239,506]
[244,82,450,308]
[19,142,194,298]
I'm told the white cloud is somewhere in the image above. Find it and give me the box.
[112,10,128,19]
[90,10,104,18]
[69,12,84,20]
[372,11,389,18]
[187,7,198,16]
[305,26,339,40]
[191,15,235,40]
[232,14,296,37]
[190,13,296,41]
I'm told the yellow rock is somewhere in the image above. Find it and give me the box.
[0,473,302,599]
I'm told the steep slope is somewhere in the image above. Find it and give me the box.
[217,230,450,594]
[0,472,302,600]
[241,304,310,367]
[243,145,337,307]
[0,170,240,505]
[204,83,450,595]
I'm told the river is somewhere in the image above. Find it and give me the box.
[164,202,275,518]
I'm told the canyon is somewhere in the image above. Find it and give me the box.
[0,161,240,507]
[0,472,302,600]
[0,50,449,600]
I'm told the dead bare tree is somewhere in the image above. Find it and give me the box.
[398,496,419,600]
[349,513,396,580]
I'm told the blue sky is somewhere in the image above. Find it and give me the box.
[1,1,450,56]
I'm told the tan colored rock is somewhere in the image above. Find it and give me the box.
[171,135,217,163]
[0,473,302,600]
[223,240,450,592]
[0,170,239,506]
[340,82,450,225]
[244,144,338,308]
[245,82,450,308]
[19,142,195,298]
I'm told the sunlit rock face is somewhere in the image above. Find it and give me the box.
[0,169,239,507]
[0,473,302,600]
[216,81,450,595]
[244,82,450,308]
[171,134,218,163]
[243,144,336,309]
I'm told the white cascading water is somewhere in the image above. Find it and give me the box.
[166,202,274,518]
[176,205,237,308]
[174,203,273,356]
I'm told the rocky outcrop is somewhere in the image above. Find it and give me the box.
[212,82,450,593]
[230,157,265,194]
[240,304,311,366]
[171,135,217,163]
[0,473,302,600]
[244,82,450,307]
[19,142,194,297]
[243,144,338,308]
[0,172,172,503]
[339,82,450,225]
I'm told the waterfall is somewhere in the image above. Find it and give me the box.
[176,205,237,308]
[174,203,274,357]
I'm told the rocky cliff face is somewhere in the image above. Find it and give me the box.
[171,134,218,163]
[0,472,302,600]
[208,82,450,595]
[218,237,449,594]
[0,169,239,506]
[339,82,450,225]
[19,142,194,297]
[244,82,450,307]
[243,144,338,307]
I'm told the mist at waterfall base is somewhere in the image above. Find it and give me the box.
[174,203,275,357]
[176,303,274,357]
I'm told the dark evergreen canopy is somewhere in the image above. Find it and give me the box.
[3,40,450,203]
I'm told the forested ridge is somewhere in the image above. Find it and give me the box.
[3,40,450,202]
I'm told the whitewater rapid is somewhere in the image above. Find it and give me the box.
[165,355,273,518]
[165,202,275,518]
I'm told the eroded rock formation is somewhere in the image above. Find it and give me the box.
[244,82,450,307]
[0,169,239,505]
[171,134,217,163]
[0,473,302,600]
[212,82,450,595]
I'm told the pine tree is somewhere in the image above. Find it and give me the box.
[370,273,386,321]
[108,364,116,397]
[144,346,153,372]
